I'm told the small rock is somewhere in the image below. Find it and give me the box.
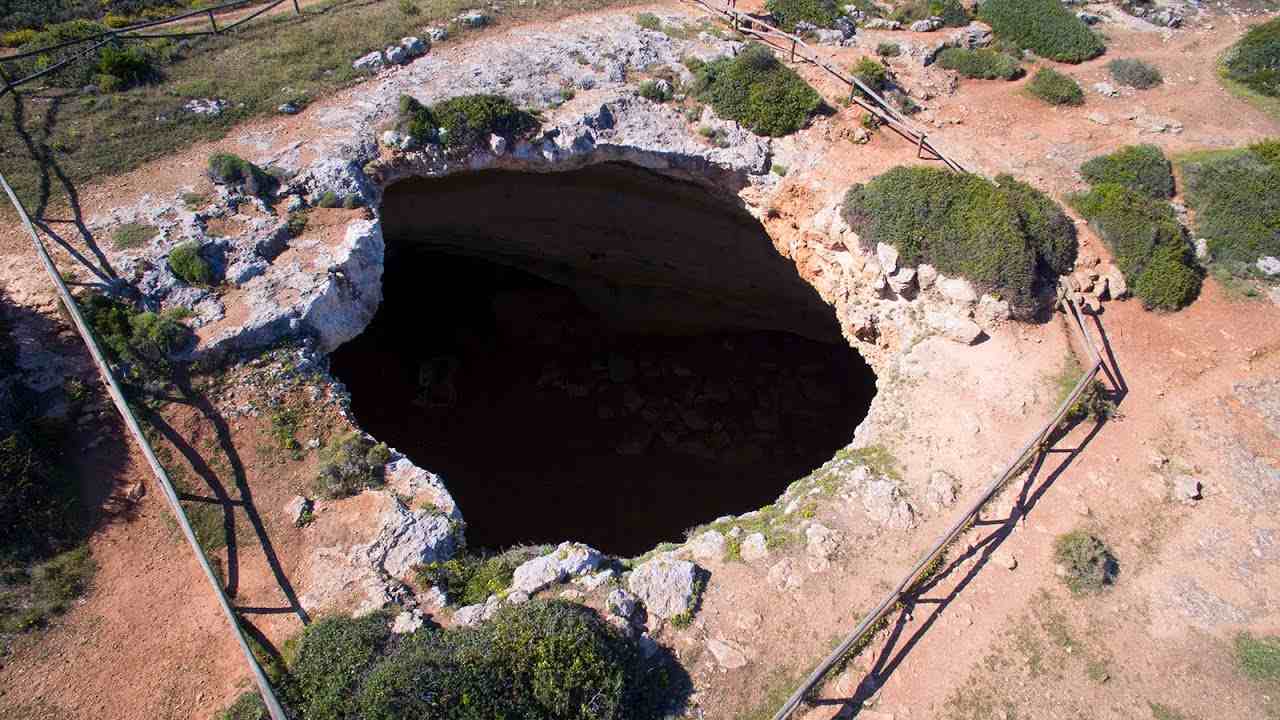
[392,609,424,634]
[909,17,942,32]
[1078,11,1103,25]
[1093,82,1119,97]
[400,36,428,58]
[425,26,448,43]
[456,10,489,27]
[510,542,603,595]
[690,530,726,562]
[707,637,750,669]
[284,495,312,526]
[768,557,803,590]
[888,267,916,294]
[1101,264,1127,298]
[489,133,508,156]
[1172,475,1202,503]
[863,18,902,30]
[806,523,841,560]
[917,263,938,289]
[938,276,978,304]
[740,532,769,561]
[1257,256,1280,277]
[278,102,301,115]
[876,242,900,274]
[607,588,639,621]
[993,549,1017,571]
[1195,238,1211,262]
[925,470,958,510]
[628,558,702,619]
[385,44,409,65]
[926,311,984,345]
[353,51,384,71]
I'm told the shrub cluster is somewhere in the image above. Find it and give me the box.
[80,292,192,365]
[691,43,823,137]
[1079,144,1174,199]
[207,153,275,197]
[1052,530,1118,594]
[1069,183,1200,310]
[840,166,1078,315]
[1027,68,1084,106]
[638,79,673,103]
[167,241,213,286]
[891,0,968,26]
[1222,18,1280,98]
[314,431,390,499]
[936,48,1023,80]
[852,57,889,94]
[415,550,533,606]
[1,0,180,32]
[12,20,163,91]
[876,42,901,58]
[766,0,839,31]
[1107,58,1162,89]
[397,94,539,152]
[1180,142,1280,270]
[978,0,1104,63]
[270,600,680,720]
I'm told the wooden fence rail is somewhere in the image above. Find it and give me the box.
[0,170,290,720]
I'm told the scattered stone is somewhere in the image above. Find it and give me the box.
[768,557,803,590]
[993,549,1018,571]
[607,588,639,621]
[925,470,958,510]
[454,595,500,626]
[1172,474,1202,503]
[740,532,769,561]
[926,311,984,345]
[1078,11,1103,25]
[861,476,917,529]
[628,558,701,619]
[690,529,726,562]
[938,276,978,304]
[949,22,993,49]
[1257,256,1280,277]
[1195,238,1211,262]
[456,10,489,27]
[917,263,938,290]
[888,267,916,294]
[876,242,899,274]
[575,568,616,591]
[806,523,841,560]
[707,637,750,669]
[365,497,459,579]
[424,26,448,43]
[278,102,301,115]
[1101,264,1127,298]
[385,44,409,65]
[284,495,313,526]
[1087,112,1110,125]
[863,18,902,30]
[392,609,424,634]
[353,51,384,71]
[183,98,227,116]
[510,542,603,595]
[1093,82,1119,98]
[400,36,428,58]
[910,17,942,32]
[489,133,508,156]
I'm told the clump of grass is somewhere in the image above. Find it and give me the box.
[218,691,268,720]
[1107,58,1162,89]
[1052,530,1117,594]
[979,0,1104,64]
[416,550,535,606]
[891,0,968,26]
[0,546,96,635]
[1080,144,1174,199]
[286,211,308,238]
[317,190,341,209]
[634,12,662,30]
[314,431,390,499]
[79,292,192,366]
[936,48,1023,80]
[396,93,539,152]
[638,79,673,103]
[1234,632,1280,681]
[167,241,213,286]
[841,166,1077,316]
[1027,68,1085,106]
[207,153,275,197]
[1179,142,1280,272]
[766,0,840,31]
[1222,18,1280,98]
[111,222,157,250]
[852,57,889,94]
[691,43,823,137]
[877,42,901,58]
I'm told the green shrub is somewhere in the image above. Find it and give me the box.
[979,0,1104,63]
[891,0,968,26]
[1027,68,1084,106]
[97,43,153,87]
[14,20,111,88]
[397,93,539,152]
[285,613,392,720]
[79,292,189,366]
[1181,146,1280,269]
[852,57,889,94]
[286,212,308,237]
[317,190,341,208]
[691,43,823,136]
[766,0,839,31]
[398,0,419,15]
[638,79,673,103]
[840,166,1077,315]
[129,308,191,357]
[1223,18,1280,98]
[877,42,901,58]
[0,546,96,634]
[634,12,662,30]
[1107,58,1162,89]
[111,222,157,249]
[936,48,1023,80]
[218,691,268,720]
[1070,183,1200,310]
[206,153,275,197]
[314,431,388,499]
[1052,530,1117,594]
[1235,633,1280,681]
[2,29,37,48]
[167,241,212,285]
[416,550,532,606]
[1079,144,1174,199]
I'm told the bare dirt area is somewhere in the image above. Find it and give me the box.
[1,2,1279,720]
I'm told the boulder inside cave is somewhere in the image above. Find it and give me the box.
[330,162,876,556]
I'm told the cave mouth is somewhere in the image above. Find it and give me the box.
[330,163,876,557]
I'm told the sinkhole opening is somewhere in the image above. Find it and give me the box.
[330,163,876,556]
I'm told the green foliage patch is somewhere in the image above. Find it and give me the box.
[396,93,539,152]
[111,221,157,250]
[852,57,889,94]
[1079,144,1174,199]
[314,431,390,499]
[891,0,968,26]
[415,550,533,606]
[206,153,275,197]
[1107,58,1162,89]
[876,42,901,58]
[218,691,268,720]
[1223,18,1280,98]
[1235,632,1280,682]
[840,166,1078,315]
[638,79,673,103]
[1027,68,1085,106]
[691,43,823,137]
[1052,530,1117,594]
[285,612,392,720]
[978,0,1104,63]
[167,241,213,285]
[80,292,192,366]
[1179,143,1280,272]
[936,48,1023,80]
[765,0,839,31]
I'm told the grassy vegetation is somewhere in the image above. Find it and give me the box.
[891,0,968,26]
[1069,183,1200,310]
[111,221,158,249]
[80,291,192,367]
[638,79,673,103]
[1080,144,1174,199]
[765,0,840,31]
[978,0,1104,63]
[852,57,889,94]
[313,430,390,499]
[218,691,269,720]
[0,0,637,217]
[840,166,1077,316]
[1222,18,1280,98]
[1052,530,1117,594]
[1179,142,1280,275]
[1108,58,1162,89]
[0,1,219,32]
[167,240,214,285]
[936,48,1023,80]
[877,42,901,58]
[689,43,823,137]
[415,548,541,606]
[395,93,539,152]
[207,152,275,197]
[1235,632,1280,682]
[1027,68,1085,106]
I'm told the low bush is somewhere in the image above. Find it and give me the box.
[416,549,540,606]
[840,166,1077,315]
[111,222,157,249]
[285,613,392,720]
[397,93,539,152]
[206,153,275,197]
[317,190,341,208]
[1079,144,1174,198]
[13,20,111,88]
[634,11,662,30]
[218,692,267,720]
[877,42,901,58]
[979,0,1104,63]
[853,57,889,94]
[286,212,308,238]
[1053,530,1117,594]
[638,79,673,103]
[0,546,96,635]
[97,42,154,88]
[1180,144,1280,270]
[1070,183,1200,310]
[314,431,390,499]
[1235,632,1280,681]
[2,29,37,48]
[936,48,1023,80]
[691,43,823,136]
[1107,58,1162,89]
[167,241,213,285]
[1222,18,1280,98]
[766,0,839,31]
[891,0,968,27]
[1027,68,1085,106]
[80,292,191,365]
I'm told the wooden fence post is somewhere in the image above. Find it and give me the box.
[208,9,219,33]
[293,0,301,13]
[789,37,796,62]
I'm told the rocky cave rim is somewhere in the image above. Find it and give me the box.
[323,158,883,558]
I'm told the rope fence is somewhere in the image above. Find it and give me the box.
[0,169,289,720]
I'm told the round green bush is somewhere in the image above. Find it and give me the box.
[840,166,1077,315]
[285,613,392,720]
[693,43,822,137]
[766,0,839,31]
[1223,18,1280,98]
[398,94,538,152]
[14,20,110,88]
[1079,144,1174,199]
[1132,241,1201,311]
[979,0,1104,64]
[1181,147,1280,267]
[206,153,275,197]
[1027,68,1085,106]
[852,57,889,94]
[167,241,212,286]
[936,48,1023,80]
[1107,58,1162,89]
[1053,530,1117,594]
